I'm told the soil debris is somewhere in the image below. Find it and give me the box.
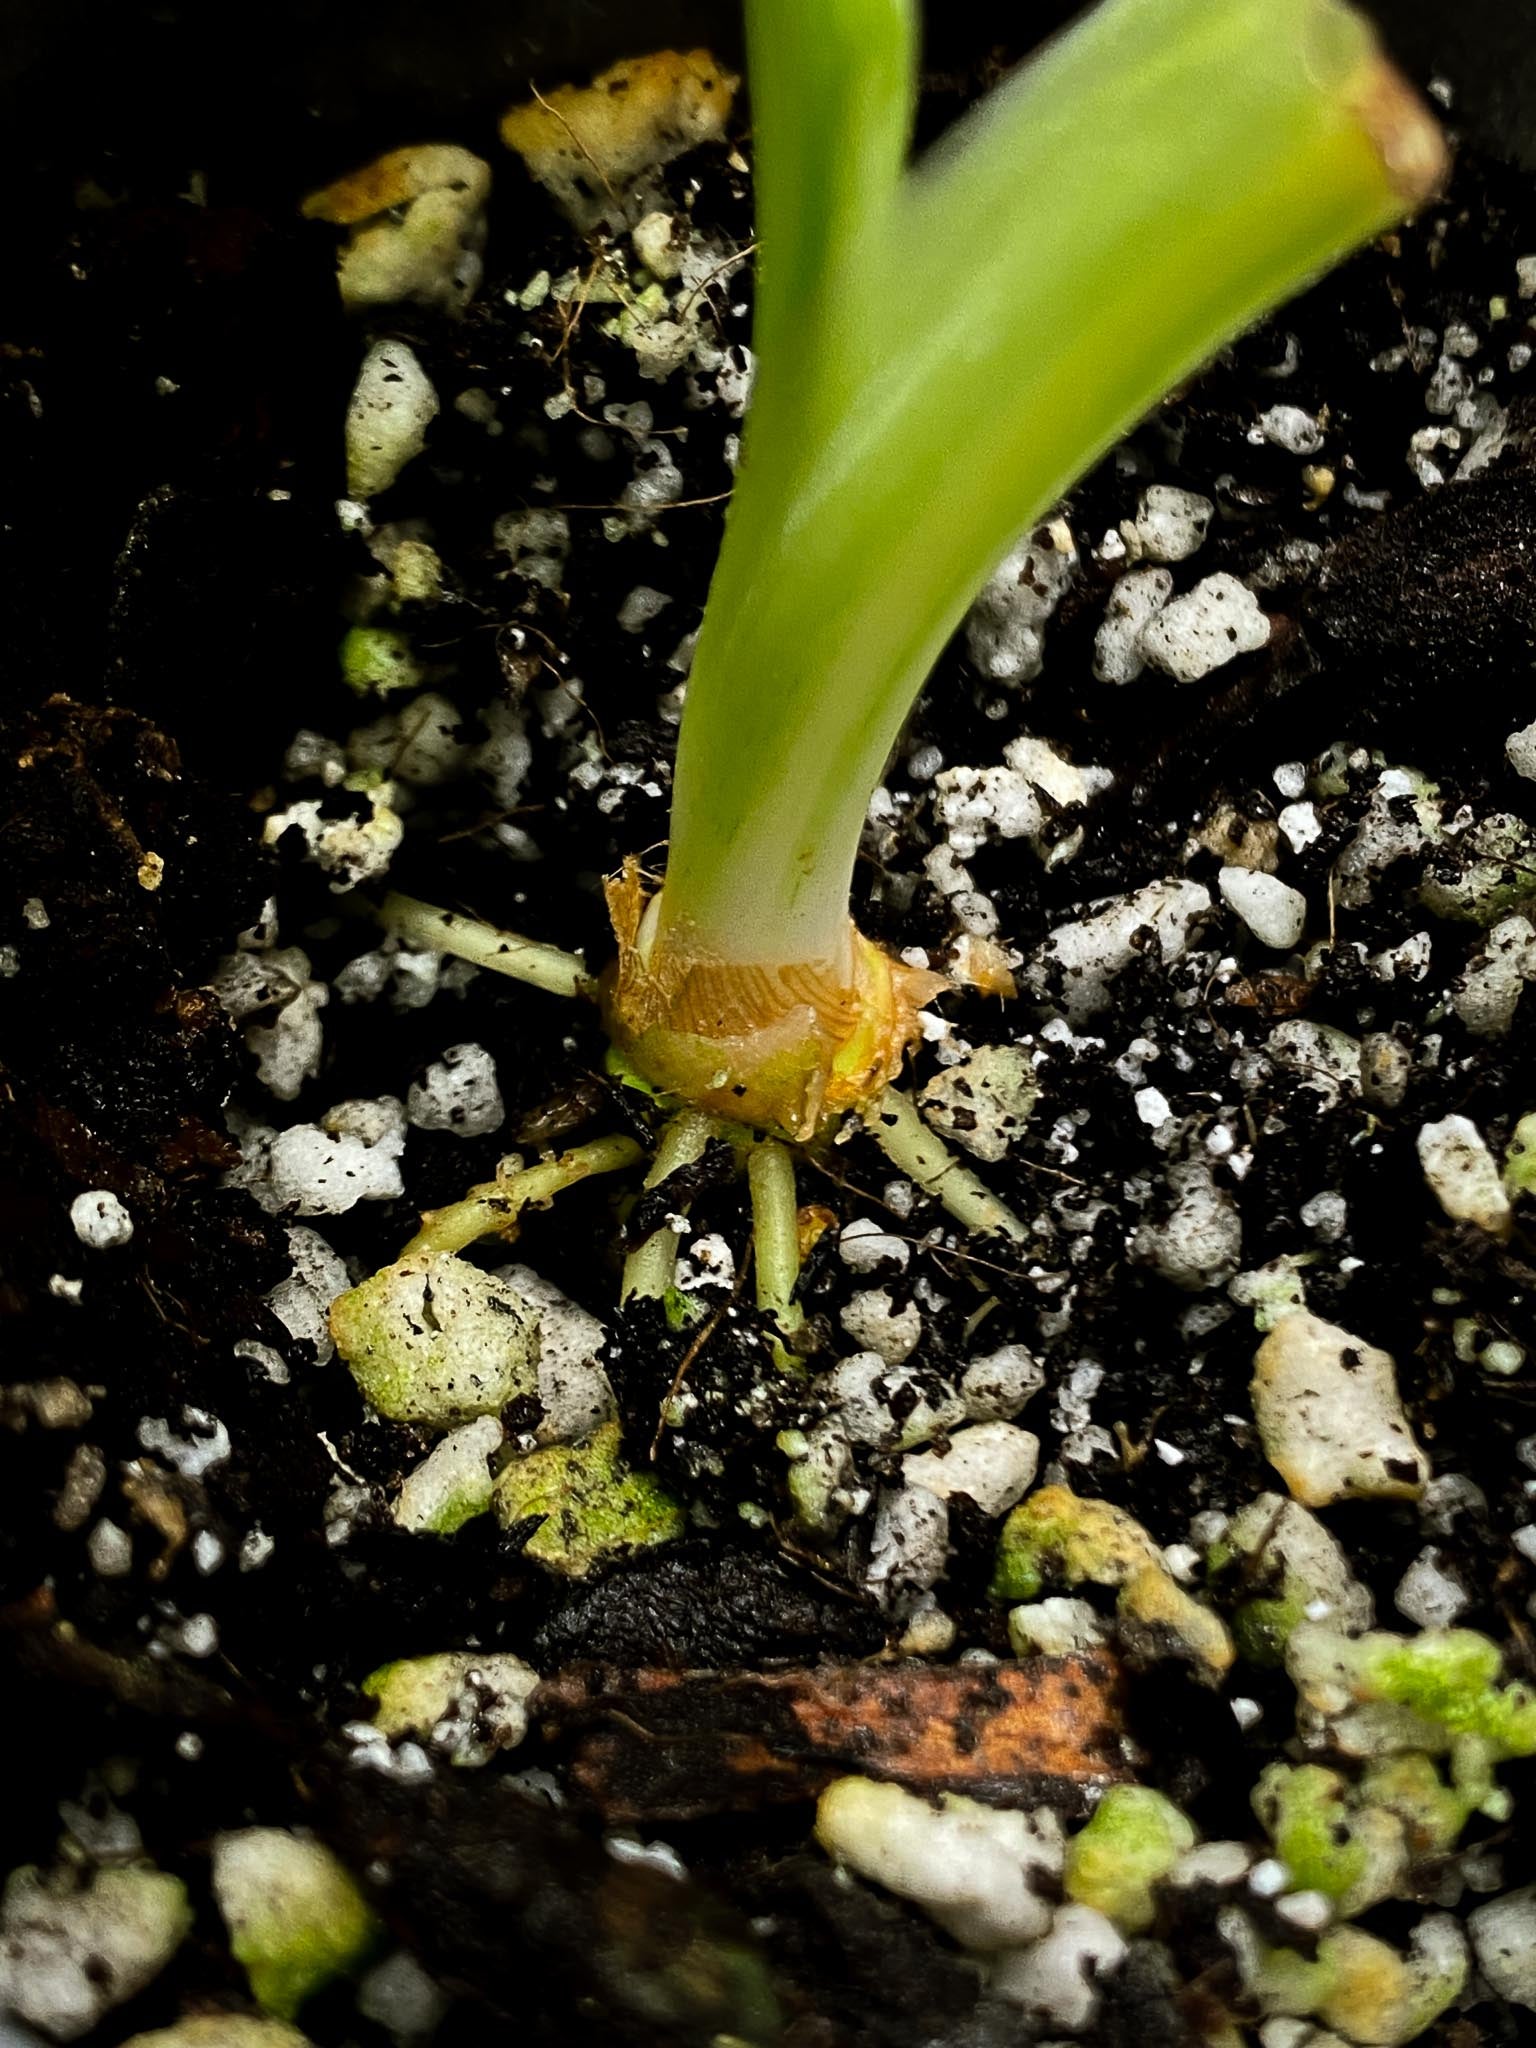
[535,1654,1127,1822]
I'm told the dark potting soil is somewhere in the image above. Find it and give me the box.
[5,12,1536,2048]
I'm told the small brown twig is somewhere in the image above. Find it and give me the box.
[526,81,620,209]
[547,490,734,514]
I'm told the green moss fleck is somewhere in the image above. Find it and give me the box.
[341,625,422,698]
[1063,1785,1195,1934]
[1251,1762,1405,1916]
[492,1418,683,1575]
[212,1830,379,2021]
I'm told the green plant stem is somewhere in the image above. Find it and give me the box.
[400,1136,643,1259]
[747,1140,804,1339]
[865,1089,1028,1243]
[659,0,1440,971]
[620,1109,723,1302]
[736,0,916,502]
[380,890,590,999]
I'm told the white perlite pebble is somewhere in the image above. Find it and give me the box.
[495,1265,612,1445]
[176,1613,219,1659]
[991,1904,1127,2030]
[1218,867,1307,951]
[239,1343,290,1392]
[616,583,672,634]
[366,1651,540,1765]
[964,522,1077,683]
[961,1343,1045,1421]
[1275,1891,1332,1937]
[211,1830,372,2007]
[1140,573,1270,682]
[246,980,327,1100]
[257,1098,408,1216]
[1333,767,1438,909]
[933,763,1043,852]
[1278,801,1322,851]
[865,1484,951,1603]
[88,1518,134,1577]
[1004,734,1114,812]
[347,340,440,498]
[1251,1310,1428,1508]
[215,944,329,1101]
[349,691,470,788]
[1416,1115,1512,1239]
[902,1423,1040,1515]
[211,944,314,1023]
[839,1287,922,1365]
[1135,1086,1171,1128]
[1506,720,1536,780]
[1133,1159,1242,1293]
[1131,484,1213,564]
[1450,916,1536,1038]
[1371,925,1432,982]
[816,1777,1063,1950]
[932,741,1111,863]
[1007,1596,1106,1658]
[1092,566,1173,684]
[919,1044,1038,1163]
[1393,1546,1469,1629]
[1469,1886,1536,2008]
[1266,1020,1362,1108]
[495,507,570,591]
[1257,404,1325,455]
[137,1407,231,1482]
[827,1354,966,1449]
[1223,1493,1374,1635]
[899,1603,958,1658]
[395,1415,505,1533]
[1300,1191,1347,1242]
[1360,1033,1410,1111]
[407,1043,505,1137]
[1420,1471,1488,1537]
[69,1190,133,1250]
[266,1225,351,1363]
[1171,1842,1254,1890]
[358,1949,451,2041]
[334,941,473,1012]
[0,1866,190,2041]
[1030,880,1211,1022]
[838,1217,910,1273]
[264,788,404,894]
[334,1251,538,1428]
[631,209,684,278]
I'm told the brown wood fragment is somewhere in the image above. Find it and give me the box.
[1222,971,1318,1019]
[119,1459,190,1581]
[532,1655,1128,1823]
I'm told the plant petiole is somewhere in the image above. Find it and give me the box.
[863,1088,1029,1244]
[380,890,591,999]
[619,1108,729,1303]
[747,1138,805,1358]
[400,1134,644,1260]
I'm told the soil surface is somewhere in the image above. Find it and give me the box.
[5,9,1536,2048]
